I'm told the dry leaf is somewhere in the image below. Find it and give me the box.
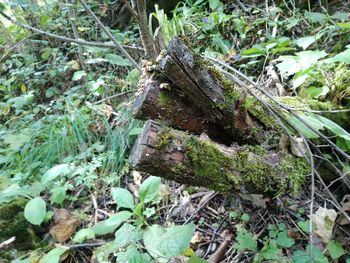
[191,232,203,245]
[53,208,71,224]
[50,208,79,243]
[290,137,307,157]
[312,207,337,243]
[238,193,269,208]
[132,170,142,186]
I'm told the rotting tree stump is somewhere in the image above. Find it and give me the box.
[129,37,348,195]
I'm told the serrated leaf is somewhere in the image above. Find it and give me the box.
[305,11,327,24]
[111,188,135,210]
[41,164,70,185]
[143,223,195,259]
[233,226,257,252]
[139,176,161,203]
[24,197,46,225]
[327,240,345,259]
[276,231,295,248]
[115,223,141,247]
[73,228,95,243]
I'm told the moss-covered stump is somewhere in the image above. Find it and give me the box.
[0,198,41,259]
[130,120,310,196]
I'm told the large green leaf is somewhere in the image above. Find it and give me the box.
[92,211,132,235]
[143,223,195,259]
[111,188,135,210]
[24,197,46,225]
[139,176,161,203]
[41,164,70,185]
[328,45,350,64]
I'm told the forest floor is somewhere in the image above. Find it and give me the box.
[0,0,350,262]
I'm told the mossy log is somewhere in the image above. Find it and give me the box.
[134,37,350,145]
[130,120,309,195]
[131,37,348,194]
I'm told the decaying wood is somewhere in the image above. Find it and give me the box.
[130,37,348,194]
[133,74,235,144]
[130,120,309,195]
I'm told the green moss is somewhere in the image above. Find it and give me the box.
[233,146,309,196]
[243,97,280,130]
[158,91,172,108]
[207,66,241,110]
[185,136,242,192]
[0,198,41,259]
[156,127,174,150]
[184,136,309,195]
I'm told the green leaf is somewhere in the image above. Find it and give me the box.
[50,187,67,205]
[72,70,86,81]
[306,86,329,98]
[24,197,46,225]
[42,245,69,263]
[143,223,195,259]
[297,220,310,233]
[240,213,250,222]
[0,184,25,203]
[276,231,295,248]
[233,226,257,252]
[297,50,327,70]
[116,246,152,263]
[40,15,50,25]
[41,48,52,60]
[260,241,282,260]
[92,211,132,235]
[188,256,208,263]
[105,54,132,66]
[292,245,328,263]
[287,116,319,139]
[241,47,265,57]
[115,223,141,247]
[316,115,350,141]
[330,12,348,20]
[209,0,223,11]
[304,11,327,24]
[276,57,300,76]
[112,188,135,210]
[139,176,161,203]
[3,132,31,151]
[327,240,345,259]
[295,32,324,50]
[328,46,350,64]
[129,127,142,136]
[73,228,95,243]
[41,164,70,185]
